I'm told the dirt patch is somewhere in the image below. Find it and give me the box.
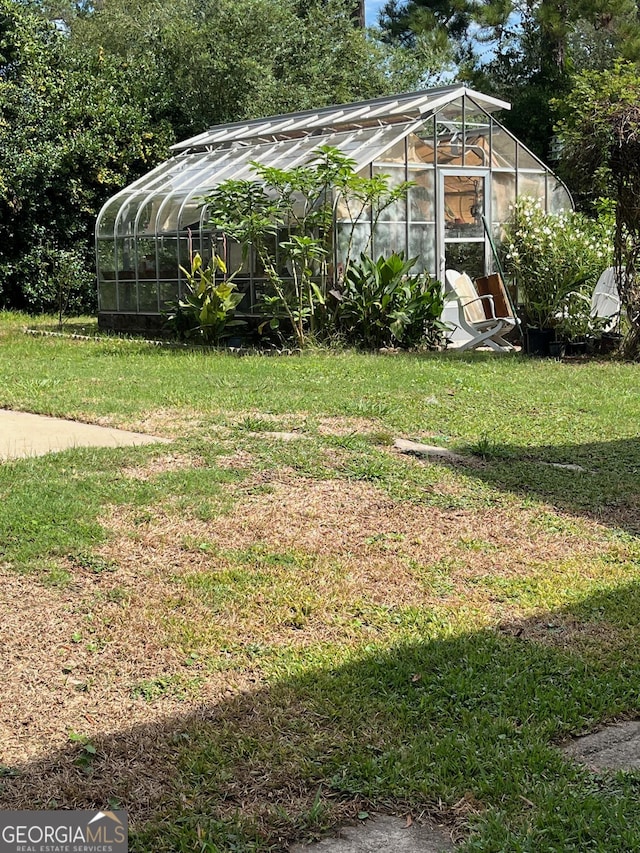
[316,416,383,437]
[498,615,615,647]
[0,561,259,772]
[121,452,206,480]
[117,407,207,438]
[216,449,256,470]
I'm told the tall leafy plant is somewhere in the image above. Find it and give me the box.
[332,252,445,349]
[204,145,414,348]
[165,252,244,344]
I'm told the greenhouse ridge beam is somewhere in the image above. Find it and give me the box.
[171,86,511,153]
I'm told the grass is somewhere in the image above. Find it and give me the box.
[0,311,639,851]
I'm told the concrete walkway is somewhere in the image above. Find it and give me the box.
[0,409,170,460]
[290,815,455,852]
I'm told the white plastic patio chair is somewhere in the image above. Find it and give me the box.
[558,266,621,334]
[591,267,621,332]
[442,269,517,352]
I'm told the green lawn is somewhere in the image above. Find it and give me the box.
[0,312,639,852]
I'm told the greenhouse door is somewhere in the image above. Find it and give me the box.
[438,170,489,282]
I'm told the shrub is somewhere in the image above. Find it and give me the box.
[501,197,613,330]
[332,252,445,349]
[1,239,96,318]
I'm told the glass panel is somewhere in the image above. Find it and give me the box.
[116,194,145,237]
[159,152,219,194]
[224,238,247,274]
[176,236,193,271]
[375,138,406,164]
[262,140,312,173]
[117,282,137,312]
[444,175,484,238]
[436,98,464,166]
[437,97,464,123]
[372,221,407,259]
[97,240,116,275]
[409,119,435,164]
[373,165,406,221]
[160,281,179,308]
[349,125,413,172]
[517,143,541,170]
[156,195,187,234]
[98,197,127,238]
[136,238,157,278]
[517,172,547,204]
[157,237,179,277]
[335,167,371,222]
[464,100,490,167]
[336,222,371,265]
[491,122,516,168]
[98,281,117,311]
[199,147,257,186]
[550,180,573,213]
[115,238,135,274]
[178,200,204,234]
[409,169,435,223]
[138,282,159,312]
[409,225,436,274]
[445,242,485,279]
[492,172,516,224]
[136,198,160,236]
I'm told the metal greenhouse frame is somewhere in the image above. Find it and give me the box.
[95,85,572,332]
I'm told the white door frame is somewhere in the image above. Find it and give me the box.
[437,168,491,282]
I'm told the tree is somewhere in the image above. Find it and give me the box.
[378,0,640,160]
[0,0,172,311]
[67,0,428,142]
[554,61,640,357]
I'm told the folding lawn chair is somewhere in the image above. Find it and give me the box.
[442,269,517,352]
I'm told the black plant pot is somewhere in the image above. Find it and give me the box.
[565,339,586,356]
[524,327,555,357]
[597,333,623,355]
[549,340,566,359]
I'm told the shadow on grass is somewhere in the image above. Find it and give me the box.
[452,436,640,537]
[1,583,639,852]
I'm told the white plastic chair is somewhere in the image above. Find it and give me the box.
[558,267,621,335]
[442,269,517,352]
[591,267,621,332]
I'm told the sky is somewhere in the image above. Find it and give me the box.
[364,0,386,27]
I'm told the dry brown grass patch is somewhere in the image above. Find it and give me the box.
[216,449,255,469]
[316,416,382,437]
[117,407,208,438]
[0,554,261,773]
[121,452,206,480]
[1,467,629,820]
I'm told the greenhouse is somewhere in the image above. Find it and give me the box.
[95,85,572,332]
